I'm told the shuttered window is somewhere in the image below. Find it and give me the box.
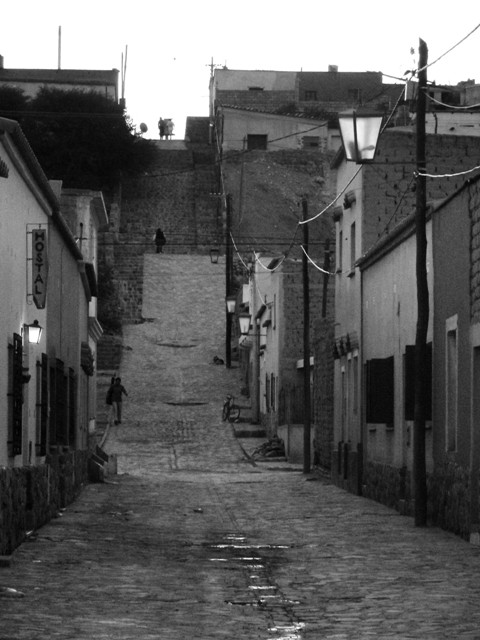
[404,343,432,421]
[366,356,394,424]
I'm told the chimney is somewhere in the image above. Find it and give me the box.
[328,65,338,73]
[0,55,4,70]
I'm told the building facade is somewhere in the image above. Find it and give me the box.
[0,118,104,554]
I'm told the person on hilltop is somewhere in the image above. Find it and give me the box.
[158,117,165,139]
[165,119,174,140]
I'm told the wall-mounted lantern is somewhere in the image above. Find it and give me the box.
[238,312,252,336]
[26,319,43,344]
[226,294,236,314]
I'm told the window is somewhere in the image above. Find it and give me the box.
[366,356,394,424]
[446,319,458,451]
[247,134,268,150]
[50,358,67,447]
[304,90,318,101]
[302,136,320,149]
[352,354,358,417]
[68,368,76,446]
[348,88,362,103]
[248,86,264,91]
[8,333,23,456]
[404,343,432,421]
[270,373,276,411]
[350,221,356,273]
[338,229,343,272]
[265,374,271,412]
[36,354,48,456]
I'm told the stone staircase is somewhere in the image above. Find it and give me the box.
[108,143,222,323]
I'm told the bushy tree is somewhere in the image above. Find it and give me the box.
[0,85,29,114]
[1,86,156,189]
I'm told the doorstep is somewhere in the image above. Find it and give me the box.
[232,423,266,438]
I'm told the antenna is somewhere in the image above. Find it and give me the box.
[206,57,223,77]
[58,26,62,70]
[121,45,128,101]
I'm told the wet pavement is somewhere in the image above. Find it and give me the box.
[2,254,480,639]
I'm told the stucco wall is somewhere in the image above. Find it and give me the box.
[0,135,50,467]
[362,221,433,471]
[221,109,328,151]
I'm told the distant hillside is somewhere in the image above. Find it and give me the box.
[222,150,336,263]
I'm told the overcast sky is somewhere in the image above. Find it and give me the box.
[1,2,479,139]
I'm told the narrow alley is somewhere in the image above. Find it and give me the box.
[2,253,480,639]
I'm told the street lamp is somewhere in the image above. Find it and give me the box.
[238,312,251,336]
[226,294,236,314]
[210,248,219,264]
[338,109,383,164]
[26,319,43,344]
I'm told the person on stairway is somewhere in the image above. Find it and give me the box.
[154,228,166,253]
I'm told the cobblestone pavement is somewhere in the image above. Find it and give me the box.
[2,254,480,639]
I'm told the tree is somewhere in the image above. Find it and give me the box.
[1,86,156,190]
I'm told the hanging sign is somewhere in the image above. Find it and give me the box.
[32,228,48,309]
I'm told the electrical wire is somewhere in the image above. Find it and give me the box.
[425,93,480,110]
[300,245,336,275]
[417,22,480,75]
[416,165,480,179]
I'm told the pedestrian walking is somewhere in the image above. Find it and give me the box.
[111,377,128,424]
[154,227,166,253]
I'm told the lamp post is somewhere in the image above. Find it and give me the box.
[338,40,428,525]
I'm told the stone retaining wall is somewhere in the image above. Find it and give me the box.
[0,450,89,556]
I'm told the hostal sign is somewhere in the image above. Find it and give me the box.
[32,228,48,309]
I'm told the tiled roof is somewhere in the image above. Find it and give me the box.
[220,103,329,120]
[298,71,383,101]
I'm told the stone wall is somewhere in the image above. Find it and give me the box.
[356,457,471,539]
[428,458,471,539]
[0,450,88,556]
[100,144,222,324]
[216,90,296,111]
[364,130,480,252]
[361,461,411,513]
[331,441,364,496]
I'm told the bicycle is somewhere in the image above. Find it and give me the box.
[222,394,241,423]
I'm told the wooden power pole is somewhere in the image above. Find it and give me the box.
[414,38,429,526]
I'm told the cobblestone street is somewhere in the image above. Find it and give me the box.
[2,254,480,639]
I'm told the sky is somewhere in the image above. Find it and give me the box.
[1,2,480,139]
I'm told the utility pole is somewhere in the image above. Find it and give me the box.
[302,198,311,474]
[322,238,331,319]
[225,194,233,368]
[414,38,428,526]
